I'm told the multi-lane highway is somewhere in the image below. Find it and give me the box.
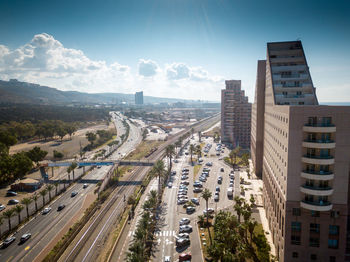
[0,112,142,262]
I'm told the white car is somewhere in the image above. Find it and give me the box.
[168,182,173,188]
[179,218,191,225]
[0,204,5,211]
[42,207,52,215]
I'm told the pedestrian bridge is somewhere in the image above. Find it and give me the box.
[42,159,155,168]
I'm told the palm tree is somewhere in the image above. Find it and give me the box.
[198,131,202,142]
[201,188,212,242]
[165,144,175,172]
[47,184,54,201]
[197,215,205,227]
[189,144,195,165]
[196,145,202,160]
[153,160,165,202]
[67,166,72,181]
[14,204,24,224]
[70,162,78,180]
[32,194,39,212]
[191,127,194,138]
[21,197,33,218]
[54,182,59,195]
[40,188,48,206]
[3,209,15,231]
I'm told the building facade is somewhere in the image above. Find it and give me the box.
[135,91,143,105]
[221,80,251,148]
[251,41,350,261]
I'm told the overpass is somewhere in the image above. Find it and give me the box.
[42,159,155,167]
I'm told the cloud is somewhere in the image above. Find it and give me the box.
[0,33,224,100]
[138,59,159,77]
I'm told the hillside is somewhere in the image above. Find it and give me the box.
[0,79,190,105]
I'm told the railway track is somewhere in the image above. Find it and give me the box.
[61,114,220,262]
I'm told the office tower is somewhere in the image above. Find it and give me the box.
[221,80,251,148]
[135,91,144,105]
[251,40,350,261]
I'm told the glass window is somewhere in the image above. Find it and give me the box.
[329,225,339,235]
[309,237,320,247]
[292,222,301,232]
[311,254,317,261]
[310,223,320,233]
[292,208,301,216]
[328,239,338,249]
[291,235,301,245]
[331,211,340,218]
[292,252,298,258]
[329,256,336,262]
[311,211,320,217]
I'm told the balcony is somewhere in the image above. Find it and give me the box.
[302,139,335,149]
[303,123,336,133]
[301,200,333,211]
[302,155,334,165]
[301,170,334,180]
[300,185,333,196]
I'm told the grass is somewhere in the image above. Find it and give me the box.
[198,225,214,259]
[202,126,220,137]
[193,164,201,181]
[125,140,163,160]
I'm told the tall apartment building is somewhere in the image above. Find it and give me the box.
[221,80,251,148]
[135,91,143,105]
[251,41,350,261]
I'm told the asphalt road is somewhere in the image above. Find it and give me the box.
[0,112,140,262]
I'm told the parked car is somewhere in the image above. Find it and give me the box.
[205,162,213,167]
[20,233,31,244]
[7,199,19,205]
[179,218,191,225]
[191,198,200,205]
[216,186,220,192]
[179,225,193,233]
[6,191,17,197]
[57,204,66,211]
[0,204,5,211]
[181,181,189,185]
[193,187,203,193]
[186,206,196,214]
[177,199,187,205]
[179,253,192,262]
[83,183,88,188]
[220,167,224,172]
[42,207,52,215]
[181,176,188,180]
[1,236,16,248]
[214,195,219,202]
[176,233,190,240]
[176,237,190,247]
[71,191,78,197]
[227,188,233,198]
[168,182,173,188]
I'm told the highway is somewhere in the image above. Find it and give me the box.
[58,114,220,262]
[0,112,142,262]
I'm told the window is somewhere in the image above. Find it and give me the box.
[292,252,298,258]
[310,223,320,233]
[311,254,317,261]
[292,208,301,216]
[311,211,320,217]
[331,211,340,218]
[292,222,301,232]
[330,256,336,262]
[291,235,301,245]
[328,239,338,249]
[310,237,320,247]
[329,225,339,235]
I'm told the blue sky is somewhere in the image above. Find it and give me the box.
[0,0,349,102]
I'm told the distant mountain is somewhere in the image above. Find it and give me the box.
[0,79,203,105]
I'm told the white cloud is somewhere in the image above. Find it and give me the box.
[138,59,159,77]
[0,33,224,101]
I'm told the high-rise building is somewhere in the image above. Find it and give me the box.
[251,40,350,261]
[135,91,143,105]
[221,80,251,148]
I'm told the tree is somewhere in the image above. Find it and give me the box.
[0,130,17,148]
[86,132,97,145]
[3,208,15,231]
[196,145,202,159]
[66,124,77,140]
[40,188,48,206]
[54,181,59,195]
[189,144,195,165]
[53,150,64,160]
[198,131,202,142]
[26,146,47,167]
[69,162,78,180]
[56,126,67,142]
[14,204,24,224]
[201,188,212,242]
[142,129,148,140]
[32,194,39,212]
[191,127,195,138]
[241,152,250,167]
[152,160,165,202]
[165,144,175,172]
[21,197,33,218]
[47,184,54,201]
[11,152,33,180]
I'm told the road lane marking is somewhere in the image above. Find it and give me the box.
[24,246,30,251]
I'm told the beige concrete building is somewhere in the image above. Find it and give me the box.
[221,80,251,148]
[251,41,350,261]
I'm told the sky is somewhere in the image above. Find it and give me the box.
[0,0,349,102]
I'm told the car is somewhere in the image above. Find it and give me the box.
[179,225,193,233]
[6,191,17,197]
[229,183,234,187]
[177,199,187,205]
[190,198,199,205]
[1,236,16,248]
[171,171,177,175]
[214,195,219,202]
[193,187,203,193]
[179,253,192,262]
[199,177,206,182]
[42,207,52,215]
[216,186,220,192]
[176,233,190,240]
[83,183,88,188]
[206,162,213,167]
[193,181,203,188]
[97,166,102,169]
[180,181,189,185]
[203,208,214,215]
[164,256,171,262]
[181,176,188,180]
[71,191,78,197]
[168,182,173,188]
[20,233,31,243]
[176,238,190,248]
[204,153,208,157]
[0,204,5,211]
[179,218,191,225]
[220,167,224,172]
[186,206,195,214]
[57,204,66,211]
[227,188,233,197]
[174,159,179,163]
[182,168,189,172]
[217,177,222,184]
[7,199,19,205]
